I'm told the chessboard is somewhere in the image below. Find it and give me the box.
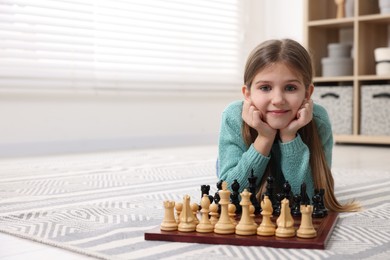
[144,211,338,250]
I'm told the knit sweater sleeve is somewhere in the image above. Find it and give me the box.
[218,101,270,191]
[278,103,333,199]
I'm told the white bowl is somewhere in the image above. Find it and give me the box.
[328,43,352,58]
[321,57,353,77]
[379,0,390,14]
[374,47,390,62]
[376,62,390,75]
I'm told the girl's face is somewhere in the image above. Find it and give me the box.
[243,62,313,130]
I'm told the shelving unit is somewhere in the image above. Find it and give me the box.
[304,0,390,145]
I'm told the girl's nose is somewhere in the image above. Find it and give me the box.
[271,90,285,106]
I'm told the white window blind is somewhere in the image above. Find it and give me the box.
[0,0,245,91]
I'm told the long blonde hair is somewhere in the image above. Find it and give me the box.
[242,39,359,212]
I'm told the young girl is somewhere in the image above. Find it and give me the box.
[217,39,358,212]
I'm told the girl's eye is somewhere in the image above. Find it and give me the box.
[285,85,297,91]
[259,85,271,92]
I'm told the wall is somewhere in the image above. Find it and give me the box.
[0,89,241,157]
[0,0,304,157]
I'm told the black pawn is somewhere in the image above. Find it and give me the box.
[282,181,293,203]
[300,182,310,206]
[264,176,274,205]
[318,188,328,216]
[214,180,223,214]
[230,179,242,214]
[201,184,214,205]
[291,194,302,217]
[273,193,284,216]
[248,170,261,214]
[312,194,325,218]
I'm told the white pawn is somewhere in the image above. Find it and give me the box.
[196,194,214,233]
[175,202,182,224]
[191,203,200,225]
[209,203,219,226]
[160,200,178,231]
[228,204,237,226]
[297,204,317,238]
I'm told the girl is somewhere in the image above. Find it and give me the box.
[217,39,358,212]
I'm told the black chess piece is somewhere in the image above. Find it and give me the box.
[312,194,325,218]
[282,181,293,203]
[273,192,284,216]
[201,184,214,204]
[300,182,310,206]
[248,170,261,214]
[214,180,223,214]
[291,194,302,217]
[264,175,274,205]
[230,179,242,214]
[318,188,328,216]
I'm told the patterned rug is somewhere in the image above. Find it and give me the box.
[0,146,389,260]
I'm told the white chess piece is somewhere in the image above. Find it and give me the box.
[297,204,317,238]
[196,194,214,233]
[214,181,235,234]
[257,195,275,236]
[235,189,257,235]
[160,200,178,231]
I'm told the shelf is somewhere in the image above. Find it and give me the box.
[308,18,354,28]
[313,76,354,82]
[305,0,390,145]
[358,14,390,23]
[313,75,390,82]
[335,135,390,145]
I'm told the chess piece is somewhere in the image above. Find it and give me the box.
[297,204,317,238]
[175,202,183,224]
[196,194,214,233]
[318,188,328,216]
[214,180,222,204]
[235,189,257,235]
[257,195,276,236]
[312,194,325,218]
[300,183,310,206]
[291,194,302,217]
[160,200,178,231]
[228,204,237,226]
[275,198,295,238]
[335,0,345,19]
[201,184,214,204]
[214,181,235,234]
[209,203,219,226]
[249,205,257,229]
[191,203,200,225]
[265,175,274,204]
[273,193,284,216]
[248,170,261,214]
[282,181,292,202]
[230,179,242,214]
[178,195,196,232]
[214,180,223,213]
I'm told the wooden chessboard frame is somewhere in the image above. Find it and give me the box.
[144,212,338,249]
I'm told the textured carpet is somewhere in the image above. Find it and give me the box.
[0,146,389,260]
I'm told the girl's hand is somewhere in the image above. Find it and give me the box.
[242,100,277,140]
[279,99,314,142]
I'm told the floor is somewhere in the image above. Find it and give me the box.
[0,144,389,260]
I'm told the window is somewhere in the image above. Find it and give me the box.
[0,0,246,91]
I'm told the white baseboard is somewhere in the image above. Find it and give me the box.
[0,134,218,157]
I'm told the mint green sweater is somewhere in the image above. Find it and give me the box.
[217,100,333,200]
